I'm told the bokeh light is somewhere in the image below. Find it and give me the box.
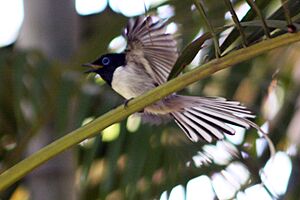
[76,0,107,16]
[0,0,24,47]
[186,176,215,200]
[109,0,150,17]
[102,123,121,142]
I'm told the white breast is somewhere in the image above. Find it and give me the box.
[111,65,155,99]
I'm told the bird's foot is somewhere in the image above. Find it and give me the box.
[123,98,144,112]
[124,98,134,108]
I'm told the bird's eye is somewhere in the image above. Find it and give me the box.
[102,57,110,65]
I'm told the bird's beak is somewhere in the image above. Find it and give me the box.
[82,63,95,67]
[82,63,103,73]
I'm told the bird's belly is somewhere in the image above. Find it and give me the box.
[111,66,155,99]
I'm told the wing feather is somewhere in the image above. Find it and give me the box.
[123,16,178,84]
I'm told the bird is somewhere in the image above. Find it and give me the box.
[83,15,256,143]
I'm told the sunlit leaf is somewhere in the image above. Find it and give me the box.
[168,32,212,80]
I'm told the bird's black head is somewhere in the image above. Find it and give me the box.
[83,53,126,85]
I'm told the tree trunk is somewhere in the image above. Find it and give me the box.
[16,0,79,199]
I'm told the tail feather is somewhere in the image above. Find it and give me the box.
[183,111,225,140]
[199,102,255,118]
[173,112,201,142]
[193,107,251,128]
[186,109,234,136]
[171,96,255,143]
[173,112,215,142]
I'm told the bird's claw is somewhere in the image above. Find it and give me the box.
[124,98,134,108]
[123,98,144,113]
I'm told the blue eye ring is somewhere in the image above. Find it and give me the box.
[102,57,110,65]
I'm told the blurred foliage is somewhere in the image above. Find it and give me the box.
[1,0,300,199]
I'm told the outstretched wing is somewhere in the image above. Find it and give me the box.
[123,16,178,85]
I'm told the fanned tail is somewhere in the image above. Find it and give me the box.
[171,96,255,143]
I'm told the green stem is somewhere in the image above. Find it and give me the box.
[245,0,271,38]
[1,32,300,191]
[224,0,248,46]
[281,0,292,25]
[193,0,221,57]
